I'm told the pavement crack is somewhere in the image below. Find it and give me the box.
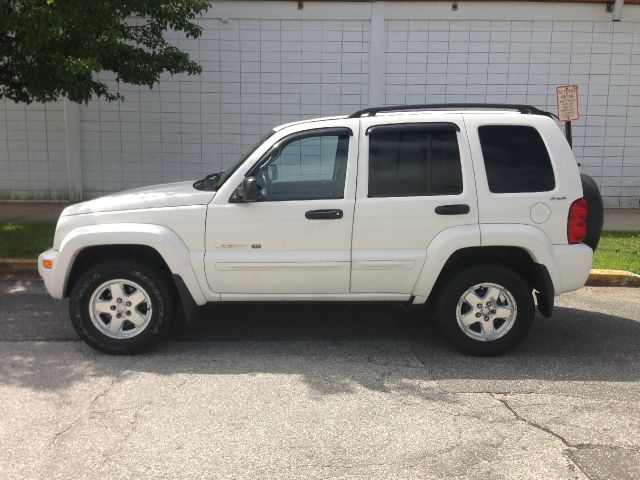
[48,417,81,448]
[119,402,148,443]
[97,400,150,471]
[489,393,591,480]
[48,365,132,448]
[571,442,640,453]
[491,393,574,449]
[490,393,640,453]
[408,342,432,375]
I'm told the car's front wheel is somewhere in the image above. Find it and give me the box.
[435,265,534,356]
[69,260,177,354]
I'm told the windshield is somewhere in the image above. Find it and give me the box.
[214,130,276,189]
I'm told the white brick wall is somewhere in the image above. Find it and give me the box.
[0,100,68,200]
[383,19,640,207]
[0,1,639,207]
[79,18,370,198]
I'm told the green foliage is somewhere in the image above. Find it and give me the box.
[0,0,210,104]
[593,231,640,274]
[0,222,55,257]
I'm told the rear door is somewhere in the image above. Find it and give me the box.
[351,114,478,294]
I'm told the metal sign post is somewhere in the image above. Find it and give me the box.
[556,85,579,149]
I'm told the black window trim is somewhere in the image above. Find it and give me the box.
[247,126,353,177]
[366,122,460,136]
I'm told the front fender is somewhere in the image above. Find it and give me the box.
[47,223,206,305]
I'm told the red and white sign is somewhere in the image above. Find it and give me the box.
[556,85,579,122]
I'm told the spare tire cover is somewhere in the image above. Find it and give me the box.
[580,173,604,251]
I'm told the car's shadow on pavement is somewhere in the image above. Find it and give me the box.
[2,299,640,395]
[170,302,640,381]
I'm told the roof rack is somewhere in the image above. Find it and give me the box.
[348,103,556,119]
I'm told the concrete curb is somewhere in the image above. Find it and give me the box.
[585,269,640,287]
[0,258,39,279]
[1,258,639,287]
[0,258,37,271]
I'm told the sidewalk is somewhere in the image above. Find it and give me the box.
[602,208,640,231]
[0,202,70,223]
[0,201,639,230]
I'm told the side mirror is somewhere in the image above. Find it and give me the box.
[267,164,278,181]
[236,176,260,202]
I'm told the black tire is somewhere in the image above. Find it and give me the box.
[435,265,534,356]
[69,260,177,354]
[581,173,604,251]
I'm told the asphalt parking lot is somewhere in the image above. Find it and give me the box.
[1,281,639,480]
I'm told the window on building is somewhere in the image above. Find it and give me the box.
[479,125,555,193]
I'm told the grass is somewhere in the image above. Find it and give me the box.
[592,231,640,275]
[0,222,639,275]
[0,222,55,258]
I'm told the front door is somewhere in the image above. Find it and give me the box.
[204,123,358,296]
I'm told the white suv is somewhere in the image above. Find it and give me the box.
[38,104,602,356]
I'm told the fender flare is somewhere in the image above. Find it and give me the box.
[412,224,481,300]
[54,223,207,305]
[479,224,561,290]
[412,223,562,304]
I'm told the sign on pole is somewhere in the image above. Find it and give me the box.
[556,85,579,122]
[556,84,579,148]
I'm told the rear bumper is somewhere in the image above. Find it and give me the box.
[552,243,593,295]
[38,249,64,299]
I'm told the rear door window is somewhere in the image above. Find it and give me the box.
[368,124,463,197]
[478,125,555,193]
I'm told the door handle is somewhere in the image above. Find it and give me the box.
[305,209,344,220]
[435,204,470,215]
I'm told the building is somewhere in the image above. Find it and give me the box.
[1,0,639,207]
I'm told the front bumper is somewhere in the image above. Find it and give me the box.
[38,248,64,299]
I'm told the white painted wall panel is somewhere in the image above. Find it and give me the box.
[383,19,640,207]
[0,100,68,200]
[0,1,639,207]
[79,18,370,198]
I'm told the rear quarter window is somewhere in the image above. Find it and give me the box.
[478,125,555,194]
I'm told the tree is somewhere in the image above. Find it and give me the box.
[0,0,210,104]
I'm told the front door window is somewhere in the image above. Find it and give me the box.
[252,133,349,201]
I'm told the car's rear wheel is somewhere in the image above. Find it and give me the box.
[69,260,177,354]
[435,265,534,356]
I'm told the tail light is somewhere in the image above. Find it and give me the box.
[568,198,588,244]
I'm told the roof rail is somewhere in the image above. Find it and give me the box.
[348,103,556,119]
